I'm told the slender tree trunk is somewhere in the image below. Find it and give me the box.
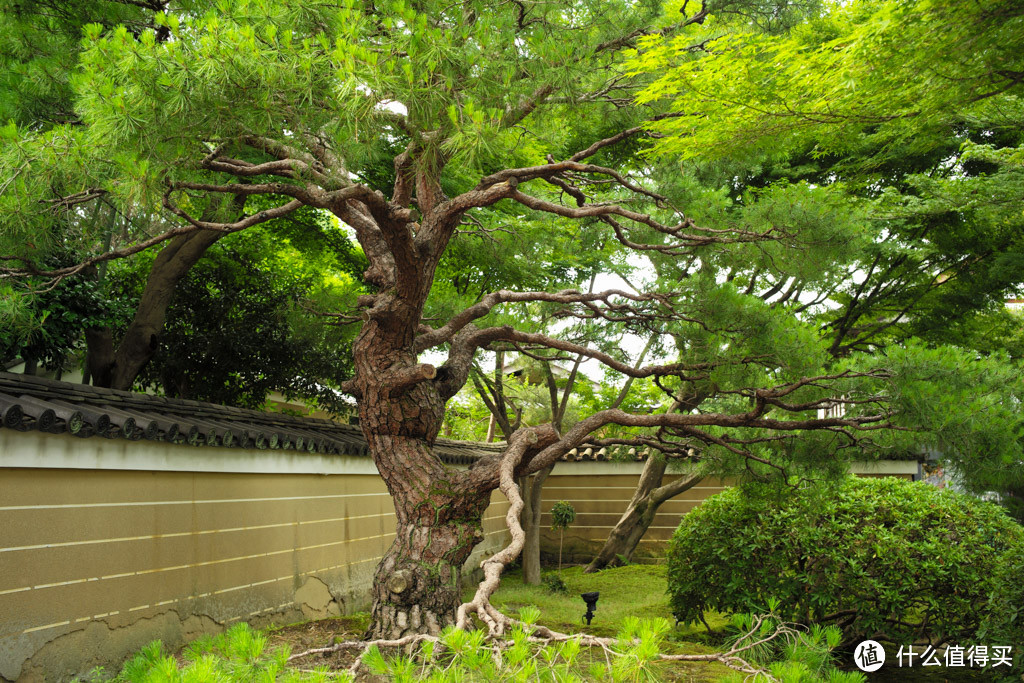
[520,465,551,584]
[517,352,585,582]
[586,386,707,573]
[585,456,702,572]
[87,229,225,390]
[84,328,115,387]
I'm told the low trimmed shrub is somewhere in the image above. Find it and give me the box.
[979,551,1024,675]
[667,477,1024,646]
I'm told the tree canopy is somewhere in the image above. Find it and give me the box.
[1,0,1022,639]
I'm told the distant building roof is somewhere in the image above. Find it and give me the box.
[0,373,501,466]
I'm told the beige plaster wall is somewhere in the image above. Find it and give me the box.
[537,463,729,563]
[0,431,918,682]
[0,466,509,682]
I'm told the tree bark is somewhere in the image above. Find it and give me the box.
[84,328,115,386]
[520,465,551,585]
[515,352,584,583]
[368,435,491,638]
[353,266,489,637]
[87,229,225,390]
[585,456,701,572]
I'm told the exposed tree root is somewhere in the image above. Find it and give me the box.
[287,633,439,676]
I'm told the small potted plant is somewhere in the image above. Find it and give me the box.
[549,500,576,574]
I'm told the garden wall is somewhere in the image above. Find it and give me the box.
[537,460,918,563]
[0,431,510,683]
[538,461,727,563]
[0,426,918,682]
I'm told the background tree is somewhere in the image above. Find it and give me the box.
[105,221,361,410]
[548,500,576,575]
[458,348,597,584]
[630,0,1024,519]
[0,0,331,391]
[0,249,132,376]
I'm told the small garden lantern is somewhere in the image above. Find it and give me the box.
[581,591,600,625]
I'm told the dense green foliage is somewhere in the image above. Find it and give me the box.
[107,226,357,411]
[549,500,577,532]
[980,552,1024,673]
[109,623,331,683]
[0,250,130,372]
[719,612,862,683]
[630,0,1024,360]
[666,477,1024,647]
[100,599,863,683]
[619,0,1024,517]
[1,0,1023,652]
[367,609,862,683]
[365,608,667,683]
[1,0,1020,494]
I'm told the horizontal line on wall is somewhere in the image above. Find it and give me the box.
[8,529,511,638]
[543,525,680,531]
[2,515,508,597]
[0,532,397,597]
[22,619,70,634]
[4,554,388,640]
[540,509,688,515]
[538,509,694,514]
[573,538,671,543]
[542,486,720,491]
[0,511,395,554]
[539,504,697,510]
[234,601,298,622]
[0,491,393,512]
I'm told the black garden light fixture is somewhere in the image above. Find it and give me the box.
[581,591,600,625]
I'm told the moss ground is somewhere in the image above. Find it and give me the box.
[478,564,733,681]
[266,564,734,681]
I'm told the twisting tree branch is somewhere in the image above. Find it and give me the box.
[457,426,546,634]
[413,288,670,353]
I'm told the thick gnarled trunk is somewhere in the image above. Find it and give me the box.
[369,481,488,637]
[342,163,558,637]
[353,280,483,637]
[361,425,489,639]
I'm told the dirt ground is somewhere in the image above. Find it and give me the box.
[266,614,371,674]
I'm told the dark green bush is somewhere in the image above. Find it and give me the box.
[979,551,1024,674]
[667,476,1024,646]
